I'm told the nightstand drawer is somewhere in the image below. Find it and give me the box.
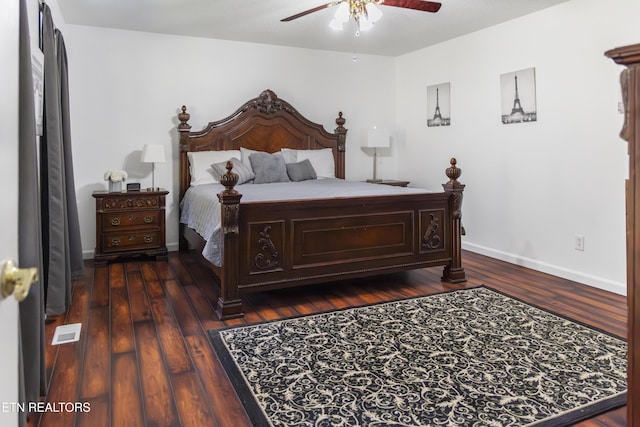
[101,231,162,253]
[103,211,160,230]
[99,195,162,211]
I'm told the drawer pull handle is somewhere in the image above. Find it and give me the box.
[144,235,153,243]
[111,237,120,246]
[111,218,121,226]
[144,216,153,223]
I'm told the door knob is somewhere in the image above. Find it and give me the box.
[1,260,38,302]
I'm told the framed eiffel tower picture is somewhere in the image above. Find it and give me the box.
[427,82,451,127]
[500,67,537,124]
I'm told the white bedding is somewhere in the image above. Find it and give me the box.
[180,179,430,266]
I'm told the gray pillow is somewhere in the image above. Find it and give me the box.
[286,159,317,182]
[249,152,290,184]
[211,157,255,185]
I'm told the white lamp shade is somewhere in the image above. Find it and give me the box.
[141,144,166,163]
[365,3,383,23]
[364,128,391,148]
[334,2,350,22]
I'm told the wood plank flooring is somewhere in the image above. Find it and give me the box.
[31,250,627,427]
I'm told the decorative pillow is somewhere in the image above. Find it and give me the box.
[211,157,255,185]
[286,159,317,182]
[187,150,241,186]
[248,152,290,184]
[295,148,336,178]
[280,148,298,164]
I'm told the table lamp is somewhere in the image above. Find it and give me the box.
[141,144,166,190]
[363,127,390,182]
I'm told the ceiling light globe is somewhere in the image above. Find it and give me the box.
[365,3,383,23]
[334,2,350,22]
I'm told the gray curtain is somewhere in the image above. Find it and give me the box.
[18,0,46,425]
[41,3,84,316]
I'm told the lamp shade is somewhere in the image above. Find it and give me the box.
[364,128,391,148]
[141,144,166,163]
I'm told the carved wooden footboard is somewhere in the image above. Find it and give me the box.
[214,159,465,319]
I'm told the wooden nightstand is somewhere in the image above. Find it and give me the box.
[92,189,169,264]
[376,180,410,187]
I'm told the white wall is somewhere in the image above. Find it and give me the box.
[59,25,396,256]
[395,0,640,294]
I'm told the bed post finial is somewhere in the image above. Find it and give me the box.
[219,161,239,194]
[335,111,346,130]
[178,106,191,131]
[445,157,462,184]
[442,157,466,284]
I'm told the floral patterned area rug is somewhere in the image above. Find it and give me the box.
[209,286,627,427]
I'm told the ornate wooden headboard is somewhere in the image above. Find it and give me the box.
[177,89,348,201]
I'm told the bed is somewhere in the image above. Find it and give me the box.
[178,89,466,320]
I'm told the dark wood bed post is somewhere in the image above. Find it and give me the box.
[442,158,466,283]
[215,162,244,319]
[178,106,192,251]
[334,112,347,179]
[606,43,640,427]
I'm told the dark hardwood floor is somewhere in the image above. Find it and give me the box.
[31,250,627,427]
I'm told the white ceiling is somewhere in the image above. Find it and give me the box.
[57,0,571,57]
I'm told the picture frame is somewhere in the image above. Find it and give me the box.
[500,67,537,124]
[126,182,141,191]
[427,82,451,127]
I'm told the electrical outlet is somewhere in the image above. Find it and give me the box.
[575,234,585,251]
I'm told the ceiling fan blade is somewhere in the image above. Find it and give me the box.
[281,3,335,22]
[382,0,441,13]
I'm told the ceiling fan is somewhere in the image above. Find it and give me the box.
[281,0,442,34]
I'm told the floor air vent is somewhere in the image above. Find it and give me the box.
[51,323,82,345]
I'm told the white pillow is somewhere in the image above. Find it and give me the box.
[187,150,241,186]
[295,148,335,178]
[280,148,298,164]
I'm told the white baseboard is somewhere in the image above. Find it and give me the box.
[462,242,626,296]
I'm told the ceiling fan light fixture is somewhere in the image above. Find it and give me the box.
[334,2,350,21]
[334,0,383,35]
[365,3,383,24]
[329,2,350,31]
[281,0,441,29]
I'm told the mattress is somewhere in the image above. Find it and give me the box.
[180,178,430,266]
